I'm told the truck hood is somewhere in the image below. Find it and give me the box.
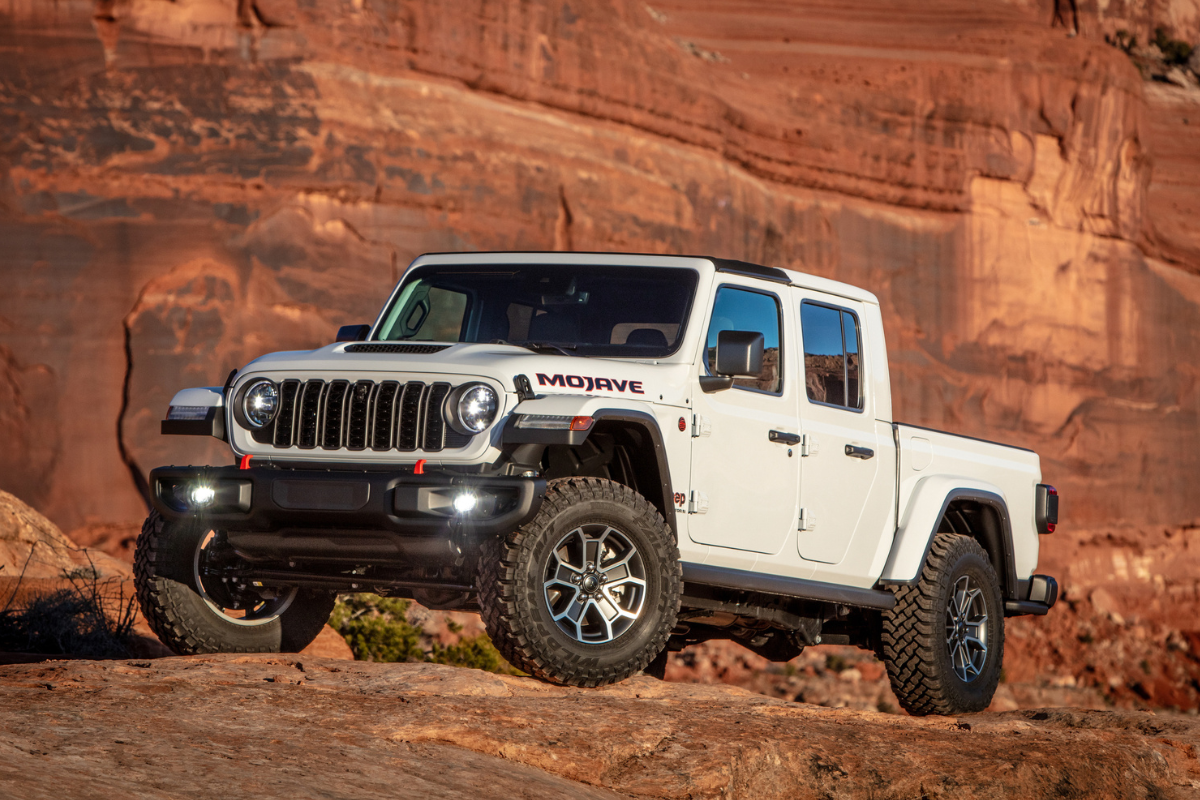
[236,342,695,407]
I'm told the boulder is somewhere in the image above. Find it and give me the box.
[0,491,128,581]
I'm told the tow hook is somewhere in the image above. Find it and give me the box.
[449,519,469,567]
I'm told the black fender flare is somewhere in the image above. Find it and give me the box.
[500,408,676,538]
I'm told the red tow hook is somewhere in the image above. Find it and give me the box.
[414,459,426,475]
[239,454,253,470]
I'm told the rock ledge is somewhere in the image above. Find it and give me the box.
[1,655,1197,799]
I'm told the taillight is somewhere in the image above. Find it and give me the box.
[1035,484,1059,534]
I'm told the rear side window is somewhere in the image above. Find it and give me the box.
[705,286,783,394]
[800,301,863,410]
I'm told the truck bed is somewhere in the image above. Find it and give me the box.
[889,422,1042,582]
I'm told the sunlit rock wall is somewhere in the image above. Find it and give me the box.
[0,0,1197,543]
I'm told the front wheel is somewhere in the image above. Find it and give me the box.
[476,477,681,687]
[880,533,1005,715]
[134,510,335,655]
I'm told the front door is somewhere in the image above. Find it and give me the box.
[793,293,882,564]
[688,283,801,555]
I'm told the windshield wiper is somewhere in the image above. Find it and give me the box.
[491,339,578,357]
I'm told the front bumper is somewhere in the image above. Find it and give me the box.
[149,464,545,564]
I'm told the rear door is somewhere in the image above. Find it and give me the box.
[688,281,801,556]
[793,292,883,565]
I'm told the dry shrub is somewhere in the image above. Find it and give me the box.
[0,550,138,659]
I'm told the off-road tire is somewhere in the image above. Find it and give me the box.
[476,477,681,687]
[134,510,335,655]
[880,533,1005,715]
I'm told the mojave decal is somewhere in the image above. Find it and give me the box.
[536,373,645,394]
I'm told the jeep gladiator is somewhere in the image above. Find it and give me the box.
[138,252,1059,714]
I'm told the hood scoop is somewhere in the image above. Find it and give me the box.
[343,343,451,355]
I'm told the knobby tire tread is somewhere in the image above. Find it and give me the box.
[476,477,681,688]
[880,533,1004,716]
[134,510,332,655]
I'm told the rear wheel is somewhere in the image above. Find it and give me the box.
[134,510,335,654]
[476,477,681,687]
[880,533,1005,715]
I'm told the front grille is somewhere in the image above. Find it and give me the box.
[343,344,451,354]
[252,379,473,452]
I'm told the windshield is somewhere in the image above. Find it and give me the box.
[375,264,699,358]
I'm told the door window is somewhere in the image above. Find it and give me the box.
[800,301,863,410]
[705,287,783,394]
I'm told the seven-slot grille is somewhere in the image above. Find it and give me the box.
[249,379,472,453]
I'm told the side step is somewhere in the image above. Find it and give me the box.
[681,563,897,611]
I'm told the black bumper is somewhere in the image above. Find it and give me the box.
[149,465,545,564]
[1004,574,1059,616]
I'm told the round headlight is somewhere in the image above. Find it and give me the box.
[453,384,498,434]
[242,380,279,429]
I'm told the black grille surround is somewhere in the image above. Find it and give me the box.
[248,378,474,453]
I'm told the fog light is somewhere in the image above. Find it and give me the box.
[453,493,478,515]
[189,485,216,508]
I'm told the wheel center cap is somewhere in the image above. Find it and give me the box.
[581,574,600,593]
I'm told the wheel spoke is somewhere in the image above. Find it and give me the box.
[554,563,581,583]
[601,548,636,573]
[961,587,981,617]
[551,589,586,622]
[604,575,645,591]
[603,563,630,582]
[601,587,640,619]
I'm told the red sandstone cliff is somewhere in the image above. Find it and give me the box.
[1,0,1199,705]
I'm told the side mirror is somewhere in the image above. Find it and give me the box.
[700,330,764,393]
[716,330,764,376]
[337,324,371,343]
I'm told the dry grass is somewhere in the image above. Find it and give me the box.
[0,546,138,659]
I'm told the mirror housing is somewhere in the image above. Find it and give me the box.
[700,330,765,393]
[337,324,371,343]
[714,330,764,377]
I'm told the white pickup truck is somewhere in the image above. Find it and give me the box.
[137,252,1059,715]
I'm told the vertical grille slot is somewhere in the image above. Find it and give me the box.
[296,380,325,449]
[396,382,425,451]
[321,380,349,449]
[372,381,400,450]
[423,383,451,452]
[255,376,470,452]
[346,380,375,450]
[273,380,301,448]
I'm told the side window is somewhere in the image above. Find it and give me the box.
[705,287,783,394]
[800,301,863,410]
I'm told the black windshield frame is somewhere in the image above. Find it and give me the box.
[374,264,701,359]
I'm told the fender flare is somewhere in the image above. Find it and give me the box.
[500,401,676,538]
[590,409,676,538]
[879,477,1018,599]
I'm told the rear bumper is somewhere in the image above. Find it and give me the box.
[1004,574,1058,616]
[149,464,545,563]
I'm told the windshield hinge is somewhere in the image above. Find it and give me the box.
[514,374,535,402]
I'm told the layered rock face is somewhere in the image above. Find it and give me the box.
[1,0,1199,698]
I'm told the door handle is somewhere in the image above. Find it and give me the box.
[845,444,874,460]
[769,430,802,445]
